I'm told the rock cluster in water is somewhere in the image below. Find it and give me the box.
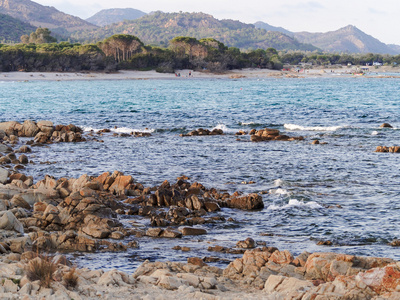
[180,128,224,137]
[375,146,400,153]
[1,119,400,299]
[0,120,85,145]
[249,128,304,142]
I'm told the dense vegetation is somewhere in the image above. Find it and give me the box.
[71,12,318,52]
[2,29,400,73]
[0,13,36,43]
[0,42,115,72]
[0,33,285,72]
[280,51,400,66]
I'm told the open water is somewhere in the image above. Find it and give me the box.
[1,76,400,271]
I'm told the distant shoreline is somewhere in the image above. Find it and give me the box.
[1,67,400,82]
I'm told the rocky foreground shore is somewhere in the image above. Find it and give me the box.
[0,120,399,299]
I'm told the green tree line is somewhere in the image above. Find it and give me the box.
[1,29,400,73]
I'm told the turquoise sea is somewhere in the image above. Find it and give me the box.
[1,77,400,271]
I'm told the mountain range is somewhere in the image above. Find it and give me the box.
[72,11,318,52]
[0,0,399,55]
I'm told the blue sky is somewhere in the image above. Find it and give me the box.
[34,0,400,45]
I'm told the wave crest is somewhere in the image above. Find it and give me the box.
[267,199,323,210]
[284,124,346,131]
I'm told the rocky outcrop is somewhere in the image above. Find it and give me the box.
[250,128,304,142]
[180,128,224,137]
[0,120,85,144]
[375,146,400,153]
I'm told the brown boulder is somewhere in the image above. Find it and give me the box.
[380,123,393,128]
[19,145,31,153]
[236,238,256,249]
[37,120,54,136]
[161,228,182,238]
[227,193,264,210]
[188,257,207,267]
[21,120,39,137]
[204,202,220,212]
[34,132,49,143]
[109,175,133,195]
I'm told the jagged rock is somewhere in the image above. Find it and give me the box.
[109,175,133,195]
[81,215,111,239]
[264,275,314,298]
[34,132,49,143]
[37,120,54,136]
[97,269,134,286]
[0,211,24,233]
[10,195,31,210]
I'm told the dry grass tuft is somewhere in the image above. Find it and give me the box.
[63,267,79,289]
[26,256,57,288]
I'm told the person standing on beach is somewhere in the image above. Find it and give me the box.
[189,71,191,77]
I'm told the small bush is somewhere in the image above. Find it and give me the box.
[26,256,57,288]
[63,268,78,289]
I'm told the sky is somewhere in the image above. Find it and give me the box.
[33,0,400,45]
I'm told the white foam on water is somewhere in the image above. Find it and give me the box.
[371,131,379,136]
[269,188,289,195]
[284,124,346,131]
[267,199,323,210]
[274,179,284,187]
[240,122,256,125]
[82,126,99,132]
[113,127,155,134]
[212,124,237,134]
[83,126,155,133]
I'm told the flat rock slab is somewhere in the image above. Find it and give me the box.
[0,167,9,184]
[180,227,207,236]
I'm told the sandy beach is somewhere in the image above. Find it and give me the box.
[1,66,400,82]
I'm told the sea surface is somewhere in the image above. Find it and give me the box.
[1,76,400,272]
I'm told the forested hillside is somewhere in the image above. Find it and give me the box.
[0,13,36,42]
[72,12,318,51]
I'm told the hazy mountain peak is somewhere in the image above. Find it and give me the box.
[0,0,97,34]
[294,24,398,54]
[86,8,147,27]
